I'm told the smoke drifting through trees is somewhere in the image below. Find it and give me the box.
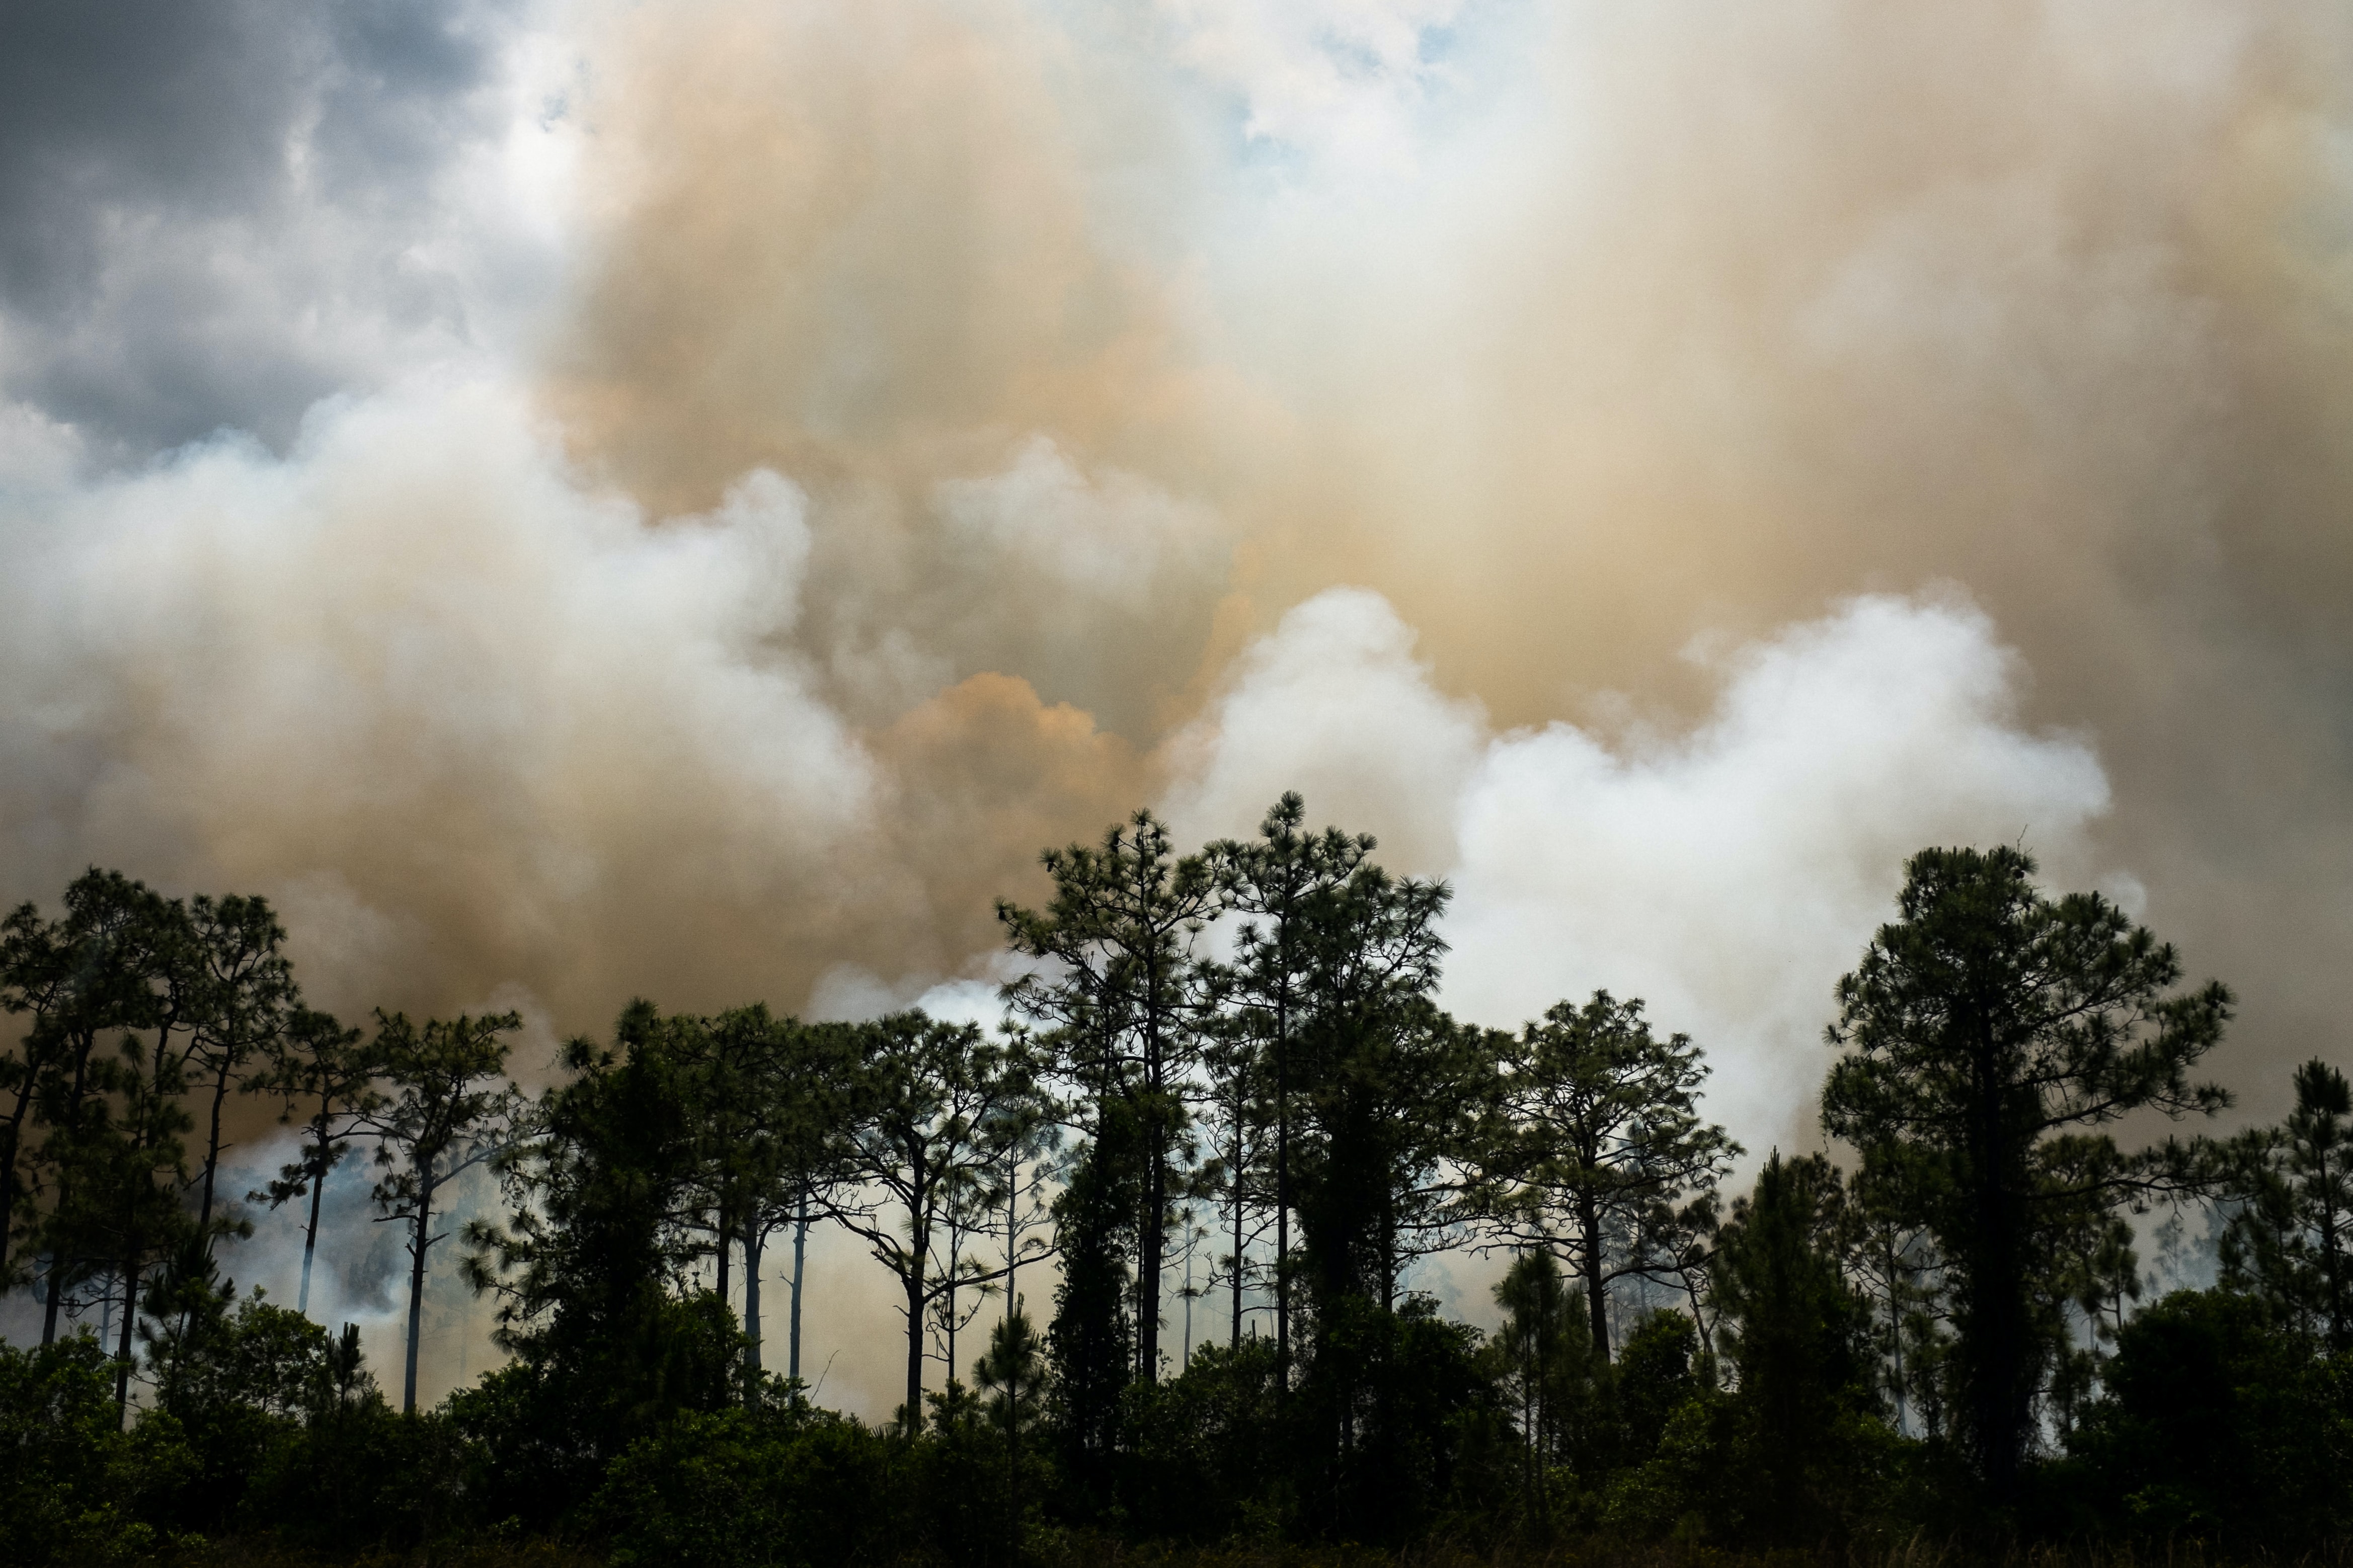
[3,0,2353,1518]
[12,816,2337,1560]
[0,1,2347,1202]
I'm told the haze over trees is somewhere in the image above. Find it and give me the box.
[3,813,2343,1566]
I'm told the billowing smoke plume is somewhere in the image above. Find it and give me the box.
[5,0,2350,1411]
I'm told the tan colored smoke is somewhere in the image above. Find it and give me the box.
[11,0,2351,1413]
[543,0,2353,1122]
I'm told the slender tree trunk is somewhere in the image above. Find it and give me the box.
[298,1122,329,1317]
[1970,1026,2028,1501]
[790,1193,808,1385]
[2322,1145,2344,1349]
[1139,1019,1165,1383]
[1579,1190,1609,1361]
[404,1164,436,1416]
[197,1068,233,1245]
[1231,1085,1244,1351]
[1006,1333,1021,1558]
[904,1151,929,1433]
[1275,970,1290,1396]
[38,1248,62,1346]
[945,1230,960,1389]
[113,1253,139,1423]
[1887,1232,1907,1437]
[903,1262,926,1434]
[744,1222,764,1405]
[1381,1186,1397,1313]
[715,1209,731,1307]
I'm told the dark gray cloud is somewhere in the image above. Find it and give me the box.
[0,0,525,456]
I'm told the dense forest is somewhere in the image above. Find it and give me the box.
[4,795,2348,1565]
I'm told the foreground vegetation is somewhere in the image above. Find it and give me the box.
[4,796,2350,1563]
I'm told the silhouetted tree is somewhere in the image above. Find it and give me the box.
[1209,794,1371,1388]
[827,1012,1031,1433]
[680,1007,859,1402]
[1837,1150,1942,1435]
[1289,864,1476,1317]
[1822,844,2231,1500]
[1047,1106,1140,1503]
[973,1304,1049,1555]
[72,995,199,1418]
[357,1009,523,1413]
[1197,999,1274,1353]
[1002,811,1218,1384]
[1480,991,1739,1362]
[2223,1058,2353,1350]
[1484,1249,1592,1519]
[1710,1150,1875,1537]
[10,878,209,1412]
[462,1002,741,1520]
[253,1009,376,1317]
[6,873,187,1345]
[184,894,299,1250]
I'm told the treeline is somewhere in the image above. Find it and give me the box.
[4,799,2350,1565]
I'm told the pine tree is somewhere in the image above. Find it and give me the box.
[1485,1249,1592,1518]
[1209,794,1371,1387]
[253,1009,376,1318]
[1822,845,2230,1500]
[2222,1058,2353,1349]
[826,1012,1029,1433]
[1001,811,1218,1385]
[1479,991,1739,1362]
[357,1009,524,1414]
[184,894,300,1251]
[1710,1151,1873,1537]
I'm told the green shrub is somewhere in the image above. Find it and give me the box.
[0,1333,160,1565]
[590,1404,900,1568]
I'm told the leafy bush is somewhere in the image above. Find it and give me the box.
[590,1404,901,1568]
[0,1332,176,1565]
[2062,1288,2353,1547]
[1119,1340,1287,1541]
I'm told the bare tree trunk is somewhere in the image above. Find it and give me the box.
[734,1224,759,1408]
[1139,1072,1165,1381]
[1888,1232,1907,1437]
[38,1249,62,1346]
[903,1264,926,1434]
[196,1069,233,1246]
[1580,1191,1609,1362]
[404,1165,436,1416]
[298,1128,328,1317]
[945,1232,960,1390]
[113,1255,139,1424]
[1231,1095,1244,1351]
[903,1142,937,1433]
[1275,977,1290,1397]
[715,1210,730,1308]
[790,1197,808,1386]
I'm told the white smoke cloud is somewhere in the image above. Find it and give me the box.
[1160,585,1487,873]
[0,375,874,1014]
[1161,585,2113,1155]
[935,436,1221,614]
